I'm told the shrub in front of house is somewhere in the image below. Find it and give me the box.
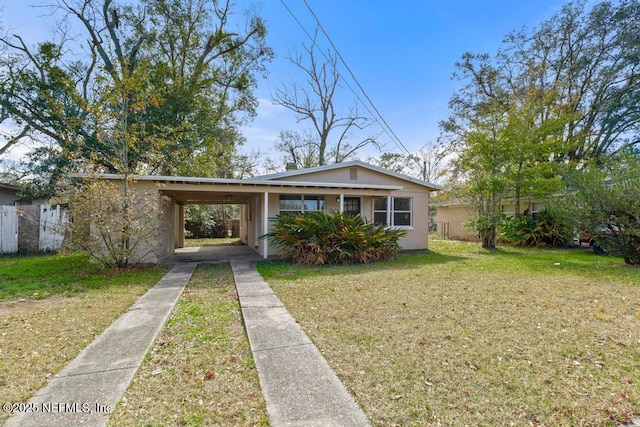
[264,211,406,266]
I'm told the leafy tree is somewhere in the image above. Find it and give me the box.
[567,151,640,265]
[506,0,640,161]
[441,0,640,247]
[0,0,272,190]
[442,53,512,249]
[500,85,568,218]
[272,28,378,167]
[457,108,511,249]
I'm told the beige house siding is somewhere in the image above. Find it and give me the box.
[436,197,550,242]
[272,165,412,187]
[436,205,478,241]
[265,164,433,253]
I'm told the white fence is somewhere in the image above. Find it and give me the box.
[0,205,67,254]
[39,205,68,252]
[0,205,18,253]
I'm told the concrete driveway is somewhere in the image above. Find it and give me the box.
[163,244,263,263]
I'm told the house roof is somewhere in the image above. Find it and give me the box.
[255,160,443,191]
[0,182,21,192]
[91,174,404,191]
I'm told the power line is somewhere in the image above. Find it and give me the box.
[278,0,417,160]
[277,0,384,148]
[300,0,415,158]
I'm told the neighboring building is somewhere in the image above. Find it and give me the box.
[435,201,478,241]
[435,196,548,241]
[0,183,20,205]
[97,161,442,263]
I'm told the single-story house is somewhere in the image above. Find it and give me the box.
[96,161,442,263]
[435,196,547,241]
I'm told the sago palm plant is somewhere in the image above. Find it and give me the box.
[263,211,406,266]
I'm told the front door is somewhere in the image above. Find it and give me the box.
[344,197,361,216]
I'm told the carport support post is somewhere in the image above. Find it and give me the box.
[262,192,268,259]
[177,203,185,248]
[339,194,344,213]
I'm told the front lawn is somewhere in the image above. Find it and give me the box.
[257,241,640,426]
[0,253,168,424]
[0,252,167,301]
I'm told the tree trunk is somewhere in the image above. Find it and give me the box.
[481,225,497,249]
[514,185,521,219]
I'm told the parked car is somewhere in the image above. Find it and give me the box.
[574,227,614,254]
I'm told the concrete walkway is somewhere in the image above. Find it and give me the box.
[231,261,372,427]
[4,263,197,427]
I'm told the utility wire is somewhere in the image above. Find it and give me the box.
[301,0,415,158]
[279,0,417,162]
[277,0,383,147]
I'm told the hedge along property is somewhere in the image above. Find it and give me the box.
[92,161,442,263]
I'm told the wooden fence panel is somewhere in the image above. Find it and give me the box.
[0,205,67,253]
[39,205,67,252]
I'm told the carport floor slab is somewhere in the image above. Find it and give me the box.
[4,262,197,427]
[231,261,371,427]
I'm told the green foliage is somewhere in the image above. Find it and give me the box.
[63,178,165,268]
[185,204,239,238]
[0,0,272,191]
[499,209,572,247]
[263,211,406,266]
[567,152,640,265]
[443,0,640,250]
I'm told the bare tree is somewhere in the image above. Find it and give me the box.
[370,142,448,185]
[415,142,449,185]
[272,28,378,166]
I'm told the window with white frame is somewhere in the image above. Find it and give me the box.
[373,197,412,227]
[279,195,325,216]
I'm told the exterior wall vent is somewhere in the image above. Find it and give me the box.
[349,167,358,180]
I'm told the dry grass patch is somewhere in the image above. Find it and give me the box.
[257,242,640,426]
[108,263,268,426]
[0,271,166,424]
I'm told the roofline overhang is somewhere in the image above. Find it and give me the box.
[255,160,443,191]
[78,174,404,191]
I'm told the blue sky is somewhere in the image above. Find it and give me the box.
[1,0,576,165]
[243,0,573,162]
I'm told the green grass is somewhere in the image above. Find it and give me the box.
[109,263,268,426]
[0,253,168,424]
[257,241,640,426]
[0,252,167,301]
[184,237,242,247]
